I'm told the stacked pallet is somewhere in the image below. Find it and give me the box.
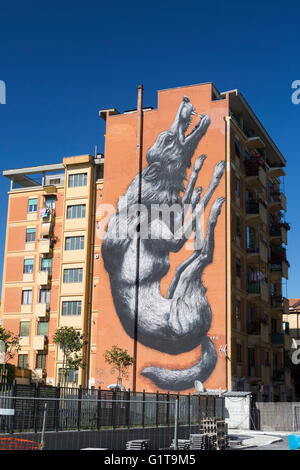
[126,440,150,450]
[190,433,210,450]
[170,439,191,450]
[199,418,228,450]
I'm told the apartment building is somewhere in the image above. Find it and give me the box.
[0,83,292,399]
[1,155,103,386]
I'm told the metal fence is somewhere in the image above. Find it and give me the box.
[0,383,224,434]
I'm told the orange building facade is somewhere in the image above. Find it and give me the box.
[0,82,292,400]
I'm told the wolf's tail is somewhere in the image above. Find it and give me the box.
[141,336,217,391]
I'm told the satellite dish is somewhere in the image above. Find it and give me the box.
[194,380,204,393]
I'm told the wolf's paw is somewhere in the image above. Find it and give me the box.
[191,186,203,206]
[210,197,225,220]
[213,161,225,181]
[194,154,207,173]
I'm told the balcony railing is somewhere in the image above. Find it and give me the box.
[269,192,287,212]
[270,260,289,280]
[247,280,269,303]
[246,200,267,225]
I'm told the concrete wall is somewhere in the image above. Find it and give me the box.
[255,402,300,432]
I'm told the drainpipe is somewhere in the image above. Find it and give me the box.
[133,84,144,392]
[225,115,231,391]
[85,161,97,387]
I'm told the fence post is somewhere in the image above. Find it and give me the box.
[166,391,170,428]
[54,384,60,432]
[126,389,131,429]
[112,389,116,429]
[77,385,82,431]
[156,391,159,428]
[173,395,179,451]
[10,379,16,434]
[188,393,191,431]
[33,382,40,434]
[142,389,145,429]
[97,387,101,431]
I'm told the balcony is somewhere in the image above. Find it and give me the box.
[270,224,288,245]
[271,296,289,314]
[37,270,50,286]
[35,303,49,319]
[33,335,47,350]
[271,333,284,344]
[247,280,269,303]
[38,238,52,255]
[246,242,268,265]
[246,136,265,150]
[245,158,266,188]
[270,260,289,280]
[246,200,268,225]
[268,167,286,178]
[39,208,55,224]
[269,192,287,212]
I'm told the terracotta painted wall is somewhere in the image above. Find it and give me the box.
[94,84,228,393]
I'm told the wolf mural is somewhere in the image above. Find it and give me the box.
[102,96,225,391]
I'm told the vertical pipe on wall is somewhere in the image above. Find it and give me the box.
[132,84,144,392]
[225,115,232,391]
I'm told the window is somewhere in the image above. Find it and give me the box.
[45,195,56,210]
[62,301,82,316]
[247,226,256,251]
[28,198,38,213]
[23,258,34,274]
[68,173,88,188]
[65,236,84,251]
[236,257,241,277]
[235,136,243,158]
[40,289,50,304]
[36,352,47,369]
[26,228,36,243]
[18,354,28,369]
[58,368,78,384]
[37,321,48,336]
[22,289,32,305]
[19,321,30,337]
[66,204,86,219]
[236,215,241,237]
[63,268,83,283]
[41,257,52,273]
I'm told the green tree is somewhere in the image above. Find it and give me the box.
[53,326,87,386]
[0,326,20,384]
[104,345,135,389]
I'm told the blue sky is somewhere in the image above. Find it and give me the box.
[0,0,299,297]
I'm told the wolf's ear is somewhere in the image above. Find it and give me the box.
[144,163,161,182]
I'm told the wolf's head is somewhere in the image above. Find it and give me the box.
[146,96,210,177]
